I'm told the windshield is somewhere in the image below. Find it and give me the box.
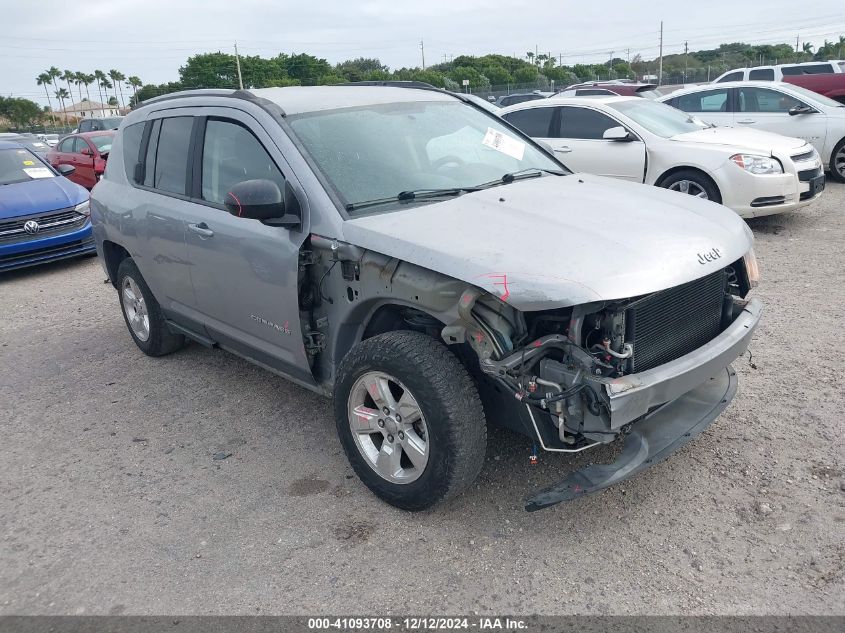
[90,135,113,153]
[287,100,564,215]
[0,148,55,185]
[782,85,844,108]
[608,99,708,137]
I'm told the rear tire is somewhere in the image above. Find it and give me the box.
[829,138,845,183]
[116,258,185,357]
[334,330,487,511]
[659,169,722,204]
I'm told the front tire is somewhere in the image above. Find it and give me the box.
[659,169,722,203]
[830,138,845,183]
[334,330,487,511]
[116,258,185,357]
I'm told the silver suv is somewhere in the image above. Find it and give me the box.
[91,86,763,511]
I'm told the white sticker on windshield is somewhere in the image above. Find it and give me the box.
[482,127,525,160]
[23,167,53,179]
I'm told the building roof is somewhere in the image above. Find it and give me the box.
[61,99,116,113]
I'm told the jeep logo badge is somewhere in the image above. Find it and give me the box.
[697,248,722,265]
[24,220,40,234]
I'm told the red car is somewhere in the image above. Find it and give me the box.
[47,131,115,190]
[783,74,845,104]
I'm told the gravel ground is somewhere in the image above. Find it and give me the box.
[1,183,844,616]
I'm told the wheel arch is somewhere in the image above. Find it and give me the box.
[654,165,722,201]
[101,240,131,289]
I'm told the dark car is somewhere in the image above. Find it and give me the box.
[77,116,124,133]
[47,131,115,190]
[0,134,51,156]
[556,82,657,97]
[495,93,549,107]
[0,141,94,271]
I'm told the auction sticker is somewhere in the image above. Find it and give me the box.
[482,127,525,160]
[23,167,53,179]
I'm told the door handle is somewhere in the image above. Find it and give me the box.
[555,146,573,153]
[188,222,214,238]
[736,119,756,124]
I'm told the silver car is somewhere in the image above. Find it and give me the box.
[91,86,762,511]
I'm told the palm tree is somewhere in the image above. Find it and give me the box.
[54,88,70,126]
[73,72,86,107]
[108,69,126,109]
[36,72,55,126]
[61,70,76,109]
[127,76,143,106]
[100,77,114,114]
[93,70,107,116]
[80,73,95,107]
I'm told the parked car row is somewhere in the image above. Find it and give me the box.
[500,94,826,216]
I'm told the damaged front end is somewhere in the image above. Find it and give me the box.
[444,257,763,511]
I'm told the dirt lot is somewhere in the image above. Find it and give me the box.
[1,184,844,616]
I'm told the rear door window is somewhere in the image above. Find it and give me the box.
[749,68,775,80]
[151,117,193,195]
[557,107,619,139]
[674,89,730,112]
[58,137,75,152]
[738,87,805,113]
[502,107,554,137]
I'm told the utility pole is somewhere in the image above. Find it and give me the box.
[234,42,244,89]
[559,53,563,66]
[420,39,425,70]
[684,41,688,81]
[658,21,664,86]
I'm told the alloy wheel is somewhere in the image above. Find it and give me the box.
[347,371,430,484]
[668,179,709,199]
[121,276,150,342]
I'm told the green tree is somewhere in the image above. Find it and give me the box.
[93,70,108,116]
[54,88,70,125]
[127,76,143,105]
[36,72,54,125]
[284,53,332,85]
[79,73,95,108]
[336,57,388,82]
[109,70,126,108]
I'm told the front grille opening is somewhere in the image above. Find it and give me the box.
[625,269,728,373]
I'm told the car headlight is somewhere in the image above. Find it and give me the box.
[74,200,91,217]
[730,154,783,175]
[743,248,760,288]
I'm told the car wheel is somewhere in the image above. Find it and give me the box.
[334,330,487,511]
[830,139,845,183]
[659,170,722,203]
[116,258,185,357]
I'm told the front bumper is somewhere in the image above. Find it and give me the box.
[0,222,96,272]
[525,364,737,511]
[717,162,823,218]
[602,297,762,426]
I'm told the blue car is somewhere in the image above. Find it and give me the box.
[0,140,95,272]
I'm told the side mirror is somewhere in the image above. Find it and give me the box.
[224,179,300,228]
[603,126,634,141]
[57,164,75,176]
[80,146,92,156]
[788,104,814,116]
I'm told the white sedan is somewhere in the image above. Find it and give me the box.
[499,96,825,217]
[658,81,845,182]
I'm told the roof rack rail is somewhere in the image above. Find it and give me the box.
[340,80,437,89]
[137,88,239,109]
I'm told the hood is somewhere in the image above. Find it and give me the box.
[0,175,88,220]
[671,127,807,154]
[342,175,753,311]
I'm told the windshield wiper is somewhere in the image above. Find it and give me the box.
[345,187,481,212]
[475,167,566,190]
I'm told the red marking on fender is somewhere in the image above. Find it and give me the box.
[480,273,511,302]
[227,191,243,217]
[573,484,583,493]
[532,340,542,348]
[473,332,484,343]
